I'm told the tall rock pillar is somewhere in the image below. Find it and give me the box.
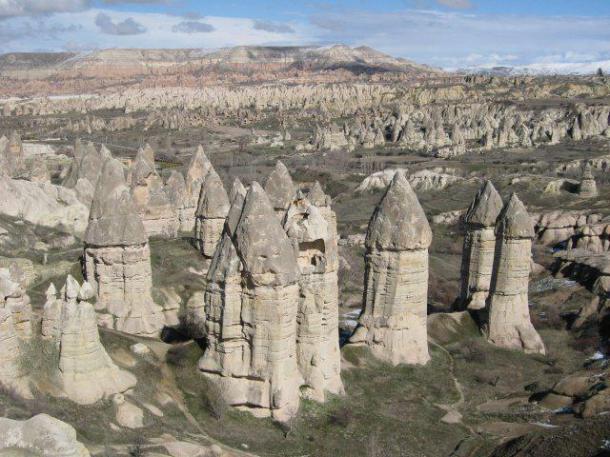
[459,180,503,311]
[349,171,432,366]
[83,158,165,337]
[486,193,546,354]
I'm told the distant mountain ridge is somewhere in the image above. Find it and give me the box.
[0,45,440,80]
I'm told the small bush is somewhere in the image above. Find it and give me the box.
[202,380,228,420]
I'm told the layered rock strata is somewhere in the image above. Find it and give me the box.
[198,182,303,421]
[284,187,344,401]
[459,181,503,311]
[43,276,137,405]
[264,161,296,219]
[83,157,165,337]
[194,168,230,260]
[486,194,546,354]
[129,144,178,238]
[349,171,432,365]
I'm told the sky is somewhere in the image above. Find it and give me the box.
[1,0,610,71]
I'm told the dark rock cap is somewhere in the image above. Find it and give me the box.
[496,193,535,239]
[233,182,299,285]
[264,161,295,211]
[85,157,148,247]
[307,181,330,207]
[195,169,230,219]
[229,177,247,202]
[464,180,503,228]
[366,170,432,251]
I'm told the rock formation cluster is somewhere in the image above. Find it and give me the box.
[83,157,165,337]
[128,144,178,238]
[198,182,303,421]
[42,276,137,405]
[349,171,432,366]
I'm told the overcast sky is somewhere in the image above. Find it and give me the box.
[2,0,610,70]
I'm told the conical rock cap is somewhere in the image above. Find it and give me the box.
[264,161,295,211]
[496,193,535,239]
[464,180,503,227]
[85,158,148,246]
[366,170,432,251]
[195,169,230,218]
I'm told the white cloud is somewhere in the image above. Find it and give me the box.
[95,12,146,35]
[172,20,215,33]
[0,0,90,18]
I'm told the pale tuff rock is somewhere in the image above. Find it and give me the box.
[129,145,178,238]
[0,130,25,178]
[194,168,230,259]
[486,194,546,354]
[46,276,136,405]
[283,189,344,402]
[84,158,165,337]
[459,181,503,311]
[180,145,213,232]
[264,161,296,218]
[355,168,461,194]
[0,176,89,237]
[578,161,598,198]
[0,264,33,339]
[165,170,186,207]
[113,393,144,429]
[199,182,303,421]
[0,414,90,457]
[62,141,108,204]
[350,171,432,365]
[534,210,600,246]
[0,309,32,398]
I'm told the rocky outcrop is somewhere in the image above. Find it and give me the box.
[264,161,296,219]
[283,186,344,402]
[534,210,601,246]
[0,176,89,237]
[355,168,462,194]
[62,142,111,205]
[578,161,598,198]
[43,276,136,405]
[0,414,90,457]
[83,157,165,337]
[129,144,178,238]
[194,168,230,260]
[179,145,213,232]
[349,171,432,365]
[485,194,545,354]
[0,263,32,340]
[199,182,303,421]
[459,181,503,311]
